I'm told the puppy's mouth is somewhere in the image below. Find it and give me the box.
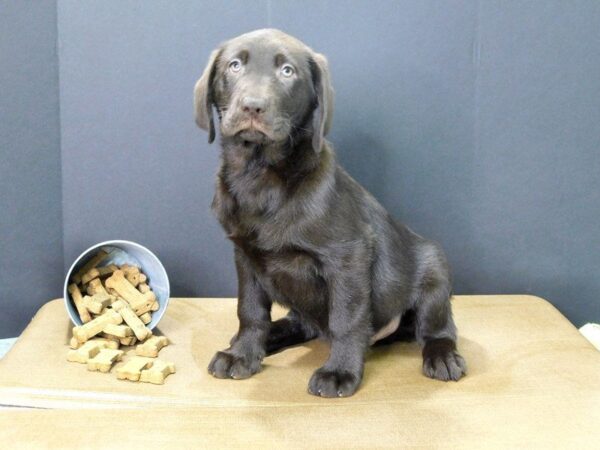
[238,128,267,142]
[231,120,273,143]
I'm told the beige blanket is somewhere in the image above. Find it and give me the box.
[0,296,599,448]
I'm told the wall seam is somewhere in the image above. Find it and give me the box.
[472,0,481,160]
[54,0,66,276]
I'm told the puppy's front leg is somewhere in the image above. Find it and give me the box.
[208,250,271,379]
[308,251,372,397]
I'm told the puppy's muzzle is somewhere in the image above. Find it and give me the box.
[232,96,274,141]
[241,96,268,117]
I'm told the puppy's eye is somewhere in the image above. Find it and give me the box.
[280,64,295,77]
[229,59,242,73]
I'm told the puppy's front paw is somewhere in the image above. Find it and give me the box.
[308,367,361,398]
[422,338,466,381]
[207,351,261,380]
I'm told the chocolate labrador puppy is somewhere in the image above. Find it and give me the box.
[194,29,466,397]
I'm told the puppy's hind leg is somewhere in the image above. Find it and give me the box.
[371,309,417,347]
[414,243,466,381]
[266,310,319,355]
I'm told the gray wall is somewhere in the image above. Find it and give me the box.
[1,1,599,337]
[0,1,63,338]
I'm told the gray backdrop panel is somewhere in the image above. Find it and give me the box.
[0,1,63,338]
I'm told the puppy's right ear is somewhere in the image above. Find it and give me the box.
[194,49,221,143]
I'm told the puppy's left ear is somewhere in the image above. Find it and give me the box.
[310,53,334,153]
[194,48,221,143]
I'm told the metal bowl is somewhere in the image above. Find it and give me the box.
[63,240,170,330]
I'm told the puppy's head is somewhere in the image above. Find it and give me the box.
[194,29,333,152]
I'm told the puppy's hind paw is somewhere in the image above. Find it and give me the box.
[422,338,466,381]
[208,350,261,380]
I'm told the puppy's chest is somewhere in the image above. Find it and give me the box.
[214,195,288,248]
[213,164,327,312]
[251,245,327,318]
[224,161,287,213]
[213,170,296,247]
[224,220,325,307]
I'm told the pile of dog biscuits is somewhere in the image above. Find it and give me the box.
[66,250,175,384]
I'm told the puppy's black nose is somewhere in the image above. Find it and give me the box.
[241,96,267,115]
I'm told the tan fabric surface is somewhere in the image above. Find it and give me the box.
[0,296,599,448]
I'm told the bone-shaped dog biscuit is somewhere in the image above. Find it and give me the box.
[86,278,107,295]
[99,332,135,347]
[106,287,119,299]
[133,293,156,315]
[92,337,120,350]
[72,250,109,284]
[138,283,150,294]
[119,336,137,346]
[135,336,168,358]
[99,332,121,344]
[126,272,140,287]
[139,312,152,325]
[81,264,119,285]
[86,279,116,303]
[116,356,154,381]
[73,309,122,343]
[68,283,92,323]
[121,265,142,287]
[103,323,133,338]
[87,348,124,373]
[67,338,119,363]
[67,340,104,363]
[105,271,156,315]
[112,299,152,341]
[69,336,81,349]
[83,292,111,315]
[120,264,135,273]
[69,335,119,350]
[140,359,175,384]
